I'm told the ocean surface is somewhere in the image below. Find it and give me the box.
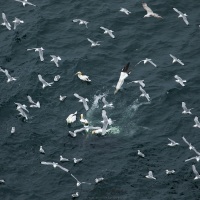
[1,0,200,199]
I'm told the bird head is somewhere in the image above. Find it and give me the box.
[75,71,82,76]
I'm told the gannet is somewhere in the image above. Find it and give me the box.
[14,0,36,7]
[15,102,29,113]
[87,38,101,47]
[11,127,15,133]
[120,8,131,15]
[66,111,77,124]
[1,13,11,30]
[145,171,156,180]
[174,75,186,86]
[75,71,91,82]
[39,146,45,154]
[167,138,179,146]
[185,156,200,162]
[100,26,115,39]
[95,177,104,183]
[101,109,112,135]
[173,8,189,25]
[73,158,82,164]
[114,62,131,94]
[127,80,145,87]
[74,93,89,111]
[59,95,67,101]
[193,116,200,128]
[139,86,150,102]
[166,170,175,175]
[50,55,61,67]
[182,102,193,114]
[60,155,69,162]
[13,17,24,30]
[17,107,28,120]
[136,58,157,67]
[182,136,195,150]
[73,19,88,28]
[102,97,114,108]
[169,54,184,65]
[72,192,79,198]
[142,3,162,19]
[0,67,17,82]
[137,150,145,158]
[27,47,44,61]
[38,74,53,89]
[80,114,89,125]
[27,95,40,108]
[192,165,200,180]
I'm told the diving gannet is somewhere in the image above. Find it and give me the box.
[174,75,186,86]
[100,26,115,39]
[166,170,175,175]
[66,111,77,124]
[95,177,104,183]
[136,58,157,67]
[169,54,184,65]
[142,3,162,19]
[72,192,79,198]
[137,150,145,158]
[120,8,131,15]
[27,47,44,61]
[11,127,15,133]
[182,136,195,150]
[0,67,17,82]
[74,93,89,111]
[1,13,11,30]
[27,95,40,108]
[182,102,193,114]
[102,97,114,108]
[173,8,189,25]
[60,155,69,162]
[167,138,179,146]
[38,74,53,89]
[75,71,91,82]
[87,38,101,47]
[39,146,45,154]
[139,86,150,102]
[13,17,24,30]
[192,165,200,180]
[145,171,156,180]
[59,95,67,101]
[127,80,145,87]
[101,109,112,135]
[185,156,200,162]
[73,19,88,28]
[14,0,36,7]
[194,116,200,128]
[50,55,61,67]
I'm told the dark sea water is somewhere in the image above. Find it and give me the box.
[1,0,200,199]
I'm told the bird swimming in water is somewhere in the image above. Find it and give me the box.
[66,111,77,124]
[39,146,45,154]
[75,71,91,82]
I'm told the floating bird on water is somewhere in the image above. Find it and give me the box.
[73,158,82,164]
[120,8,131,15]
[74,93,89,111]
[145,171,156,180]
[59,95,67,101]
[169,54,184,65]
[192,165,200,180]
[101,109,113,135]
[14,0,36,7]
[114,62,131,94]
[182,136,195,150]
[139,86,150,102]
[80,114,89,125]
[95,177,104,183]
[72,192,79,198]
[174,75,186,86]
[182,102,193,114]
[185,156,200,162]
[1,13,11,30]
[0,67,17,82]
[73,19,88,28]
[102,97,114,109]
[27,95,40,108]
[142,3,162,19]
[193,116,200,128]
[100,27,115,39]
[127,80,145,87]
[27,47,44,61]
[166,170,175,175]
[50,55,61,67]
[13,17,24,30]
[54,75,61,82]
[39,146,45,154]
[66,111,77,124]
[87,38,101,47]
[38,74,53,89]
[11,127,15,133]
[0,180,5,184]
[167,138,179,146]
[138,150,145,158]
[60,155,69,162]
[173,8,189,25]
[75,71,91,82]
[136,58,157,67]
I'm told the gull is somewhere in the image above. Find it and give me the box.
[137,150,145,158]
[182,102,193,114]
[72,192,79,198]
[1,13,11,30]
[192,165,200,180]
[69,126,101,137]
[173,8,189,25]
[174,75,186,86]
[100,27,115,39]
[75,71,91,82]
[166,170,175,175]
[74,93,89,111]
[59,95,67,101]
[27,95,40,108]
[27,47,44,61]
[72,19,88,28]
[142,3,162,19]
[136,58,157,67]
[39,146,45,154]
[145,171,156,180]
[185,156,200,162]
[14,0,36,7]
[15,102,29,113]
[87,38,101,47]
[193,116,200,128]
[38,74,53,89]
[80,114,89,125]
[13,17,24,30]
[169,54,184,66]
[127,80,145,87]
[60,155,69,162]
[66,111,77,124]
[0,180,5,184]
[70,173,91,187]
[11,127,15,133]
[182,136,195,150]
[95,177,104,183]
[120,8,131,15]
[102,97,114,108]
[101,109,113,135]
[167,138,179,146]
[50,55,61,67]
[139,86,150,102]
[54,75,61,82]
[17,107,28,120]
[0,67,17,82]
[73,158,82,164]
[114,62,131,94]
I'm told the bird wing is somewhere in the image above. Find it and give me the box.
[194,116,199,124]
[152,13,162,19]
[87,38,93,43]
[169,54,176,60]
[182,102,187,110]
[148,60,157,67]
[139,80,145,87]
[173,8,182,15]
[56,164,69,173]
[142,3,153,14]
[192,165,199,176]
[168,138,175,143]
[74,127,87,134]
[2,13,11,30]
[177,59,184,65]
[182,136,190,146]
[73,19,80,22]
[102,97,108,105]
[193,148,200,156]
[74,93,81,100]
[100,26,107,31]
[38,49,44,61]
[102,110,109,135]
[149,171,153,176]
[82,99,89,111]
[38,74,44,82]
[139,86,146,95]
[182,16,189,25]
[41,161,54,166]
[108,31,115,38]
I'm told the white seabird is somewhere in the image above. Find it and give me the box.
[166,170,175,175]
[59,95,67,101]
[60,155,69,162]
[192,165,200,180]
[145,171,156,180]
[73,19,88,28]
[102,97,114,109]
[14,0,36,7]
[15,102,29,113]
[72,192,79,198]
[174,75,186,86]
[70,173,91,187]
[66,111,77,124]
[17,107,28,120]
[127,80,145,87]
[100,26,115,39]
[13,17,24,30]
[167,138,179,146]
[27,47,44,61]
[169,54,184,65]
[53,75,61,82]
[27,95,40,108]
[139,86,150,102]
[80,114,89,125]
[142,3,162,19]
[182,136,195,150]
[138,150,145,158]
[193,116,200,128]
[0,67,17,82]
[74,93,89,111]
[120,8,131,15]
[38,74,53,89]
[75,71,91,82]
[101,109,112,135]
[95,177,104,183]
[50,55,61,67]
[114,62,131,94]
[0,180,5,184]
[185,156,200,162]
[182,102,193,114]
[1,13,11,30]
[136,58,157,67]
[173,8,189,25]
[39,146,45,154]
[11,127,15,133]
[73,158,82,164]
[87,38,101,47]
[69,126,101,137]
[91,128,111,135]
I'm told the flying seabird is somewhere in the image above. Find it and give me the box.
[136,58,157,67]
[66,111,77,124]
[69,126,101,137]
[102,97,114,108]
[167,138,179,146]
[182,102,193,114]
[127,80,145,87]
[15,102,29,113]
[100,27,115,39]
[182,136,195,150]
[75,71,91,82]
[11,127,15,133]
[39,146,45,154]
[1,13,11,30]
[145,171,156,180]
[27,95,40,108]
[14,0,36,7]
[139,86,150,102]
[13,17,24,30]
[59,95,67,101]
[17,107,28,120]
[174,75,186,86]
[114,62,131,94]
[73,19,88,28]
[27,47,44,61]
[50,55,61,67]
[142,3,162,19]
[0,180,5,184]
[72,192,79,198]
[169,54,184,65]
[70,173,91,187]
[0,67,17,82]
[38,74,53,89]
[138,150,145,158]
[193,116,200,128]
[74,93,89,111]
[173,8,189,25]
[60,155,69,162]
[95,177,104,183]
[166,170,175,175]
[192,165,200,180]
[185,156,200,162]
[120,8,131,15]
[101,109,112,135]
[87,38,101,47]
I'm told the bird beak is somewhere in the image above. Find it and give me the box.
[75,72,78,75]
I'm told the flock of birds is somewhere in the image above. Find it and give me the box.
[0,0,199,199]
